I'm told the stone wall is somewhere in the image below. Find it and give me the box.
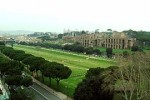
[75,32,136,49]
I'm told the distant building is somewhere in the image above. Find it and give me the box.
[0,36,4,41]
[14,35,42,43]
[62,30,87,42]
[63,31,136,49]
[28,32,58,39]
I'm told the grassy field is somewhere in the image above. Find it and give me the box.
[97,47,150,54]
[97,47,132,54]
[14,45,115,97]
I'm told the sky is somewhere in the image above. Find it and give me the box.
[0,0,150,33]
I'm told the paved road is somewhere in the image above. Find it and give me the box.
[30,82,61,100]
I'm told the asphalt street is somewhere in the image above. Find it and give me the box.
[30,82,61,100]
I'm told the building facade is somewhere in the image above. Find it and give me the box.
[75,32,136,49]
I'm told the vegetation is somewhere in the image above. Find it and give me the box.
[115,52,150,100]
[106,48,113,58]
[131,45,143,52]
[74,52,150,100]
[62,43,101,55]
[74,66,118,100]
[18,41,62,49]
[123,51,129,58]
[3,43,149,99]
[0,41,5,45]
[10,87,34,100]
[0,45,72,97]
[0,51,34,100]
[85,67,104,78]
[51,62,72,89]
[13,44,115,97]
[123,30,150,42]
[18,42,102,56]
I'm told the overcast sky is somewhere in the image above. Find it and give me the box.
[0,0,150,33]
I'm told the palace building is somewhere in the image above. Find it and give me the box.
[62,30,136,49]
[75,32,136,49]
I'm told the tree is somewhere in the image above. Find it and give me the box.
[22,55,35,65]
[5,75,23,89]
[21,76,33,87]
[85,67,104,78]
[43,62,54,86]
[74,66,118,100]
[131,46,139,52]
[0,41,5,45]
[10,87,35,100]
[73,45,85,53]
[74,74,114,100]
[28,57,46,77]
[115,52,150,100]
[106,48,113,58]
[123,51,129,58]
[85,47,93,55]
[22,55,35,70]
[95,29,99,33]
[58,34,63,39]
[0,61,11,76]
[93,49,101,56]
[11,60,24,71]
[74,77,103,100]
[11,50,26,61]
[107,29,112,32]
[52,62,72,89]
[14,53,33,62]
[39,60,49,82]
[81,30,86,34]
[63,44,73,51]
[6,68,22,76]
[0,60,24,77]
[0,50,34,99]
[2,47,14,58]
[0,45,6,51]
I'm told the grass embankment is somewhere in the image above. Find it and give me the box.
[14,45,115,97]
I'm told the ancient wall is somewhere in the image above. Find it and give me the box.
[75,32,136,49]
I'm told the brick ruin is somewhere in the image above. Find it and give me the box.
[63,31,136,49]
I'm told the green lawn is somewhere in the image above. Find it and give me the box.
[97,47,150,54]
[97,47,132,54]
[14,45,115,97]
